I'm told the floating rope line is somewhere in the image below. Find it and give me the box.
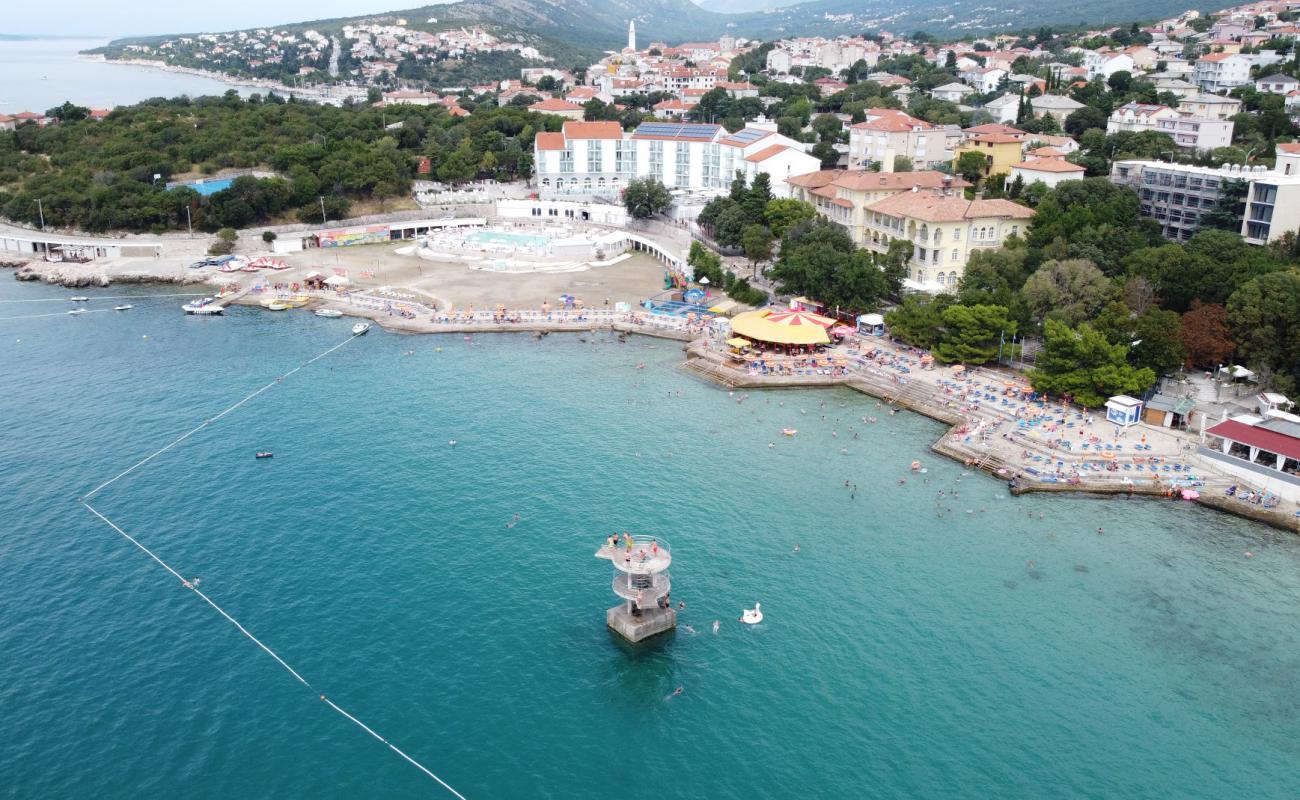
[0,309,118,321]
[80,331,469,798]
[83,333,357,502]
[0,293,206,304]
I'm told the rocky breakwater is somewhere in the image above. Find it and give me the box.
[13,261,209,288]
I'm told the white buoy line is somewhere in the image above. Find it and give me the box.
[0,293,205,303]
[78,330,470,799]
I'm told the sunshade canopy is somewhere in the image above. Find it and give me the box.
[730,310,831,345]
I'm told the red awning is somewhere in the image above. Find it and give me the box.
[1205,419,1300,461]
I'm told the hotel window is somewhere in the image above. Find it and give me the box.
[616,140,636,176]
[587,141,603,174]
[560,148,574,174]
[951,248,958,261]
[675,146,690,186]
[649,141,664,177]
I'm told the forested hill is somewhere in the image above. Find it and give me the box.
[98,0,1222,63]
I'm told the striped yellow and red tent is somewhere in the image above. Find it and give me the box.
[764,309,837,328]
[730,309,831,345]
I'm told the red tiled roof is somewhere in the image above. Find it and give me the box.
[745,144,789,162]
[530,98,584,111]
[561,120,624,140]
[1206,419,1300,461]
[535,132,566,151]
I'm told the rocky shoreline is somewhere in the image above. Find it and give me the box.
[11,262,207,288]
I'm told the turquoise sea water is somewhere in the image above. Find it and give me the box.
[2,279,1299,799]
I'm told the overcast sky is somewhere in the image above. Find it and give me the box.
[12,0,447,37]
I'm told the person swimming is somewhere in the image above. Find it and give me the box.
[712,620,720,634]
[684,625,696,634]
[793,543,800,553]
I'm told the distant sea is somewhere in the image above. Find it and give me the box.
[0,38,253,113]
[2,279,1300,798]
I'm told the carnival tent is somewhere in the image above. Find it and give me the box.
[730,309,831,346]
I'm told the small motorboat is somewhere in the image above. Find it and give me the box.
[114,304,133,311]
[183,298,224,315]
[351,322,371,335]
[69,296,90,302]
[255,452,274,459]
[67,308,87,315]
[265,302,290,311]
[314,308,343,318]
[782,428,797,436]
[740,603,763,625]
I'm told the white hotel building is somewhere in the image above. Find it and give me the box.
[533,121,819,201]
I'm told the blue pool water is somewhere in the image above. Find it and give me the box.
[1,279,1299,799]
[171,177,234,196]
[466,229,549,249]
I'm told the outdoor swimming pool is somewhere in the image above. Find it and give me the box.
[466,230,550,250]
[172,177,234,196]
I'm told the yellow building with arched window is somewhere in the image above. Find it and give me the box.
[861,191,1034,292]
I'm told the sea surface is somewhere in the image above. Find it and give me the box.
[2,279,1299,799]
[0,38,253,113]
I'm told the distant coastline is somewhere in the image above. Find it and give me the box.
[79,53,363,104]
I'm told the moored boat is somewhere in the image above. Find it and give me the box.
[114,304,133,311]
[314,308,344,318]
[351,322,371,335]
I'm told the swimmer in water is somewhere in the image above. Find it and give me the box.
[672,687,684,697]
[677,601,685,610]
[712,620,720,634]
[507,513,521,528]
[684,625,696,634]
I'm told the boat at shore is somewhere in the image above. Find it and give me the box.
[69,296,90,302]
[114,304,133,311]
[183,298,224,315]
[67,308,87,315]
[314,308,343,318]
[265,302,290,311]
[351,322,371,335]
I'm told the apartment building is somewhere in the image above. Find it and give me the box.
[860,192,1035,291]
[1241,173,1300,244]
[1178,94,1243,120]
[786,170,970,246]
[1192,53,1251,93]
[1110,160,1257,241]
[1155,116,1235,150]
[1106,102,1181,134]
[848,109,945,169]
[533,121,819,201]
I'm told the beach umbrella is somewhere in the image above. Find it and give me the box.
[831,325,856,336]
[952,365,966,373]
[730,309,831,346]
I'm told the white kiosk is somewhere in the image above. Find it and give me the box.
[1105,395,1143,428]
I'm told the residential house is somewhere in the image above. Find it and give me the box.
[1192,53,1251,93]
[0,114,13,132]
[786,170,970,246]
[1107,102,1181,134]
[1085,51,1135,79]
[1255,73,1300,94]
[652,99,696,119]
[1241,172,1300,244]
[1029,94,1085,123]
[1009,156,1086,188]
[953,133,1024,177]
[931,82,975,103]
[848,109,945,170]
[962,123,1028,141]
[1152,76,1200,99]
[1178,93,1243,119]
[860,192,1035,290]
[528,98,586,120]
[981,94,1021,124]
[959,66,1007,94]
[1156,115,1235,150]
[1023,133,1080,154]
[1275,142,1300,176]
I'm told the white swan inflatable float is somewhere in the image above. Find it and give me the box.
[740,603,763,624]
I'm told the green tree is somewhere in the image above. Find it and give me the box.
[623,177,672,219]
[1226,269,1300,393]
[934,304,1016,364]
[764,198,815,239]
[741,224,775,274]
[261,230,277,244]
[884,294,953,348]
[1029,320,1157,406]
[687,239,724,285]
[714,204,749,247]
[892,155,914,172]
[955,150,989,183]
[1021,258,1113,326]
[1129,308,1187,375]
